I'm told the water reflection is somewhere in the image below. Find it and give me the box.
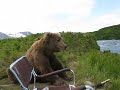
[97,40,120,54]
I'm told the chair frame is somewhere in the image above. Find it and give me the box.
[9,56,74,90]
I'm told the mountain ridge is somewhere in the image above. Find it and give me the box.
[0,31,32,39]
[1,24,120,40]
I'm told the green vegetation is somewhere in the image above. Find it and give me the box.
[90,24,120,40]
[0,32,120,90]
[75,50,120,90]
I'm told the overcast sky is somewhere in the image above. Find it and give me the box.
[0,0,120,34]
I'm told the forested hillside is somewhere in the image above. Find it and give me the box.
[91,24,120,40]
[0,32,120,90]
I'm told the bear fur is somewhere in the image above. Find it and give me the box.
[8,32,70,85]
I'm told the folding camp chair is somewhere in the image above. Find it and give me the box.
[9,56,75,90]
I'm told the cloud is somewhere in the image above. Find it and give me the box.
[0,0,95,34]
[0,0,120,34]
[88,12,120,32]
[54,11,120,33]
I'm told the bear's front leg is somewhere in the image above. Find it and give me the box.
[49,54,72,81]
[34,55,65,85]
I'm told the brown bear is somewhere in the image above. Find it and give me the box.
[25,32,70,85]
[7,32,71,85]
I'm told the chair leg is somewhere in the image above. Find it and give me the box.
[33,70,37,89]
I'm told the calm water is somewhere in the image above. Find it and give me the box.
[97,40,120,54]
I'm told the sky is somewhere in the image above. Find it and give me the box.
[0,0,120,34]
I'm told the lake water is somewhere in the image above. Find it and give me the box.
[97,40,120,54]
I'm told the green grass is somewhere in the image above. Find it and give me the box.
[0,32,120,90]
[56,49,120,90]
[75,50,120,90]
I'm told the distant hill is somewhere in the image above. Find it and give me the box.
[19,32,32,36]
[92,24,120,40]
[0,32,10,39]
[0,31,32,39]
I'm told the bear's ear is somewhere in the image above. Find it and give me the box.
[37,37,41,40]
[43,32,52,44]
[44,32,53,38]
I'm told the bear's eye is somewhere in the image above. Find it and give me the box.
[57,38,61,42]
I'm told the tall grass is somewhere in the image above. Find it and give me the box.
[0,33,120,90]
[75,50,120,90]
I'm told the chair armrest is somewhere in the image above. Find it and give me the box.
[36,68,70,78]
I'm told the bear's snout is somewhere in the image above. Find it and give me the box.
[64,44,68,49]
[61,43,68,51]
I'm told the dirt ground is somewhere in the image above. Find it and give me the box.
[0,78,51,90]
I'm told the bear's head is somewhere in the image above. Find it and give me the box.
[42,32,67,52]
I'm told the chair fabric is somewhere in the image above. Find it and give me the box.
[10,56,34,90]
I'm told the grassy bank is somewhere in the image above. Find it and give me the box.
[75,50,120,90]
[57,49,120,90]
[0,32,120,90]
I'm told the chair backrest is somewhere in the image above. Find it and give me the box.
[10,56,34,90]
